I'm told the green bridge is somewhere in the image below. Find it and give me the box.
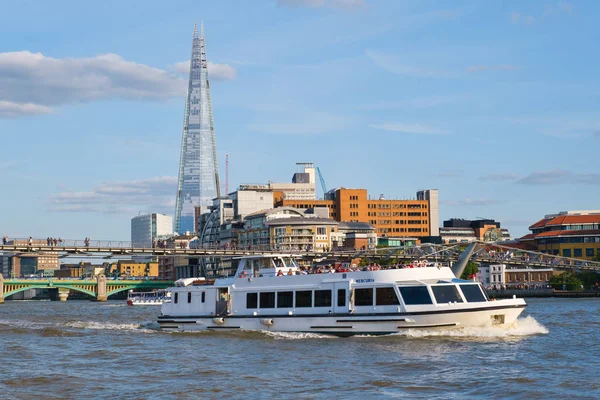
[0,274,173,303]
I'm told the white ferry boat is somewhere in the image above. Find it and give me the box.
[158,255,526,335]
[127,289,171,306]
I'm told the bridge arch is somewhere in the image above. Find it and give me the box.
[4,284,97,299]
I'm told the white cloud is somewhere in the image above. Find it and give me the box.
[370,123,449,135]
[172,60,237,81]
[48,176,178,215]
[0,100,53,118]
[277,0,367,10]
[365,50,452,78]
[0,51,189,117]
[511,11,534,25]
[466,64,520,73]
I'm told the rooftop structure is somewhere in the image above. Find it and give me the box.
[523,210,600,260]
[174,23,220,234]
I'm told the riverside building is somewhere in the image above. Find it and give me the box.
[131,213,173,248]
[521,210,600,260]
[276,188,439,240]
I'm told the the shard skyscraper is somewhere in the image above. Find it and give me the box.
[174,23,220,234]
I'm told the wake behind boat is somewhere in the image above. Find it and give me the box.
[158,254,527,335]
[127,289,171,306]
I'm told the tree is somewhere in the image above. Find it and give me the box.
[550,272,583,291]
[594,252,600,262]
[460,261,479,280]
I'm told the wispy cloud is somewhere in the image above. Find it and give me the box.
[511,2,572,25]
[48,176,177,215]
[479,173,520,181]
[435,170,462,178]
[442,198,503,207]
[0,100,53,118]
[466,64,520,73]
[517,170,600,185]
[365,50,453,78]
[172,60,237,80]
[276,0,367,11]
[370,123,449,135]
[0,51,187,117]
[248,111,351,135]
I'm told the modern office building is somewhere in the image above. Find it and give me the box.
[131,213,173,248]
[439,218,510,244]
[521,210,600,260]
[174,23,220,234]
[277,188,438,239]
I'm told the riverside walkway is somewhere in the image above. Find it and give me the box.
[1,238,599,271]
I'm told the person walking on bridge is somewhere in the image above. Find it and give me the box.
[2,236,7,245]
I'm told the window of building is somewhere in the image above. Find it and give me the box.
[295,290,312,307]
[574,248,582,257]
[459,284,487,303]
[247,292,258,308]
[317,227,327,235]
[376,287,400,305]
[355,288,373,306]
[277,291,293,308]
[431,285,464,303]
[337,289,346,307]
[586,248,595,257]
[563,249,572,257]
[398,286,433,305]
[260,292,275,308]
[315,290,332,307]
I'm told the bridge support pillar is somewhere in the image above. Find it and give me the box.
[96,274,107,302]
[0,274,4,304]
[58,290,69,302]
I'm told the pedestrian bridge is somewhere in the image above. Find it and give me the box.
[0,274,173,303]
[1,238,599,272]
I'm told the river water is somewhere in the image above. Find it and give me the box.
[0,298,598,399]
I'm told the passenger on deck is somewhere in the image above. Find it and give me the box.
[287,268,293,275]
[277,269,284,276]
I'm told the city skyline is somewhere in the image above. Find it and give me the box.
[1,0,599,240]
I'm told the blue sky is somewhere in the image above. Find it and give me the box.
[1,0,598,241]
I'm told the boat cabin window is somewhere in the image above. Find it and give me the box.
[398,286,433,305]
[296,291,312,307]
[187,292,192,303]
[431,285,464,303]
[260,292,275,308]
[459,284,487,303]
[355,288,373,306]
[277,291,293,308]
[247,293,258,309]
[201,292,205,303]
[174,292,178,304]
[337,289,346,307]
[314,290,332,307]
[376,287,400,306]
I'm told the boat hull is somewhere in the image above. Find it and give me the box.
[158,300,526,335]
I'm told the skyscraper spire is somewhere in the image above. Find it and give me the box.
[174,23,220,234]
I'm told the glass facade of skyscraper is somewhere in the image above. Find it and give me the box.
[174,23,219,234]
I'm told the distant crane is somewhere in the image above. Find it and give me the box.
[316,167,327,197]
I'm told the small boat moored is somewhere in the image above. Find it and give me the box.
[127,289,171,306]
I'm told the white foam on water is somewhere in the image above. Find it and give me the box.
[396,316,549,339]
[262,330,339,340]
[64,321,154,333]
